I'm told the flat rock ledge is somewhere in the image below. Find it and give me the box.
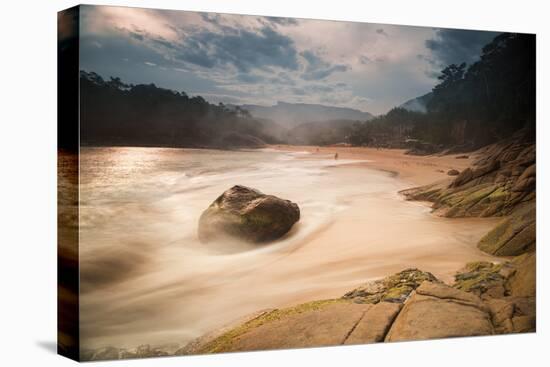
[82,257,535,360]
[385,282,493,342]
[177,261,535,356]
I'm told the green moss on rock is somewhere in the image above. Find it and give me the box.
[343,268,439,304]
[198,299,348,353]
[478,204,535,256]
[453,261,506,297]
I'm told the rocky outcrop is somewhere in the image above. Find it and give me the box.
[179,264,534,355]
[451,254,536,335]
[83,259,535,360]
[198,185,300,243]
[178,279,529,355]
[478,203,535,256]
[453,261,510,298]
[447,169,460,176]
[186,299,371,353]
[453,254,536,299]
[506,252,536,297]
[343,302,402,345]
[401,131,535,257]
[401,132,535,220]
[183,299,404,354]
[385,282,493,342]
[485,296,536,334]
[343,268,439,304]
[81,344,176,361]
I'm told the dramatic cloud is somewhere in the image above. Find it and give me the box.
[175,26,300,72]
[425,28,501,67]
[264,16,299,26]
[78,5,504,114]
[300,50,349,80]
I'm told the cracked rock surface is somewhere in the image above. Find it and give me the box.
[177,260,535,355]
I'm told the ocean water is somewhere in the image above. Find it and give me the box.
[76,147,497,350]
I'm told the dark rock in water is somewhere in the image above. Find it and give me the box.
[447,169,460,176]
[198,185,300,243]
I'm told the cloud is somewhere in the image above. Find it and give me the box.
[359,55,372,64]
[425,29,501,68]
[199,12,222,25]
[264,16,299,26]
[300,50,350,80]
[170,26,300,73]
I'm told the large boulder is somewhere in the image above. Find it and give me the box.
[198,185,300,243]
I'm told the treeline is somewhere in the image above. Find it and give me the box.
[79,71,279,148]
[348,33,535,151]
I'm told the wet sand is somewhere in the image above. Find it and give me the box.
[272,144,475,186]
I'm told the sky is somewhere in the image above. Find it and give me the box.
[79,5,500,115]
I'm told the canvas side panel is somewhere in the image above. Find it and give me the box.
[57,5,80,362]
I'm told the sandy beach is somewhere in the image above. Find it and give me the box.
[272,145,475,186]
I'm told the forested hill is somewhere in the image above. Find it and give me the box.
[240,102,374,128]
[79,71,281,148]
[348,33,535,153]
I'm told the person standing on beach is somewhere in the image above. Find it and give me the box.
[334,153,339,160]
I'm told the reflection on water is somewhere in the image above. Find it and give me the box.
[76,147,498,350]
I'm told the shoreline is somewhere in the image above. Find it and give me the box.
[269,144,476,187]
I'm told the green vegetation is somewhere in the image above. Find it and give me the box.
[348,33,535,151]
[80,71,281,148]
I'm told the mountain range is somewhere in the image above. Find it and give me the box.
[239,101,374,128]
